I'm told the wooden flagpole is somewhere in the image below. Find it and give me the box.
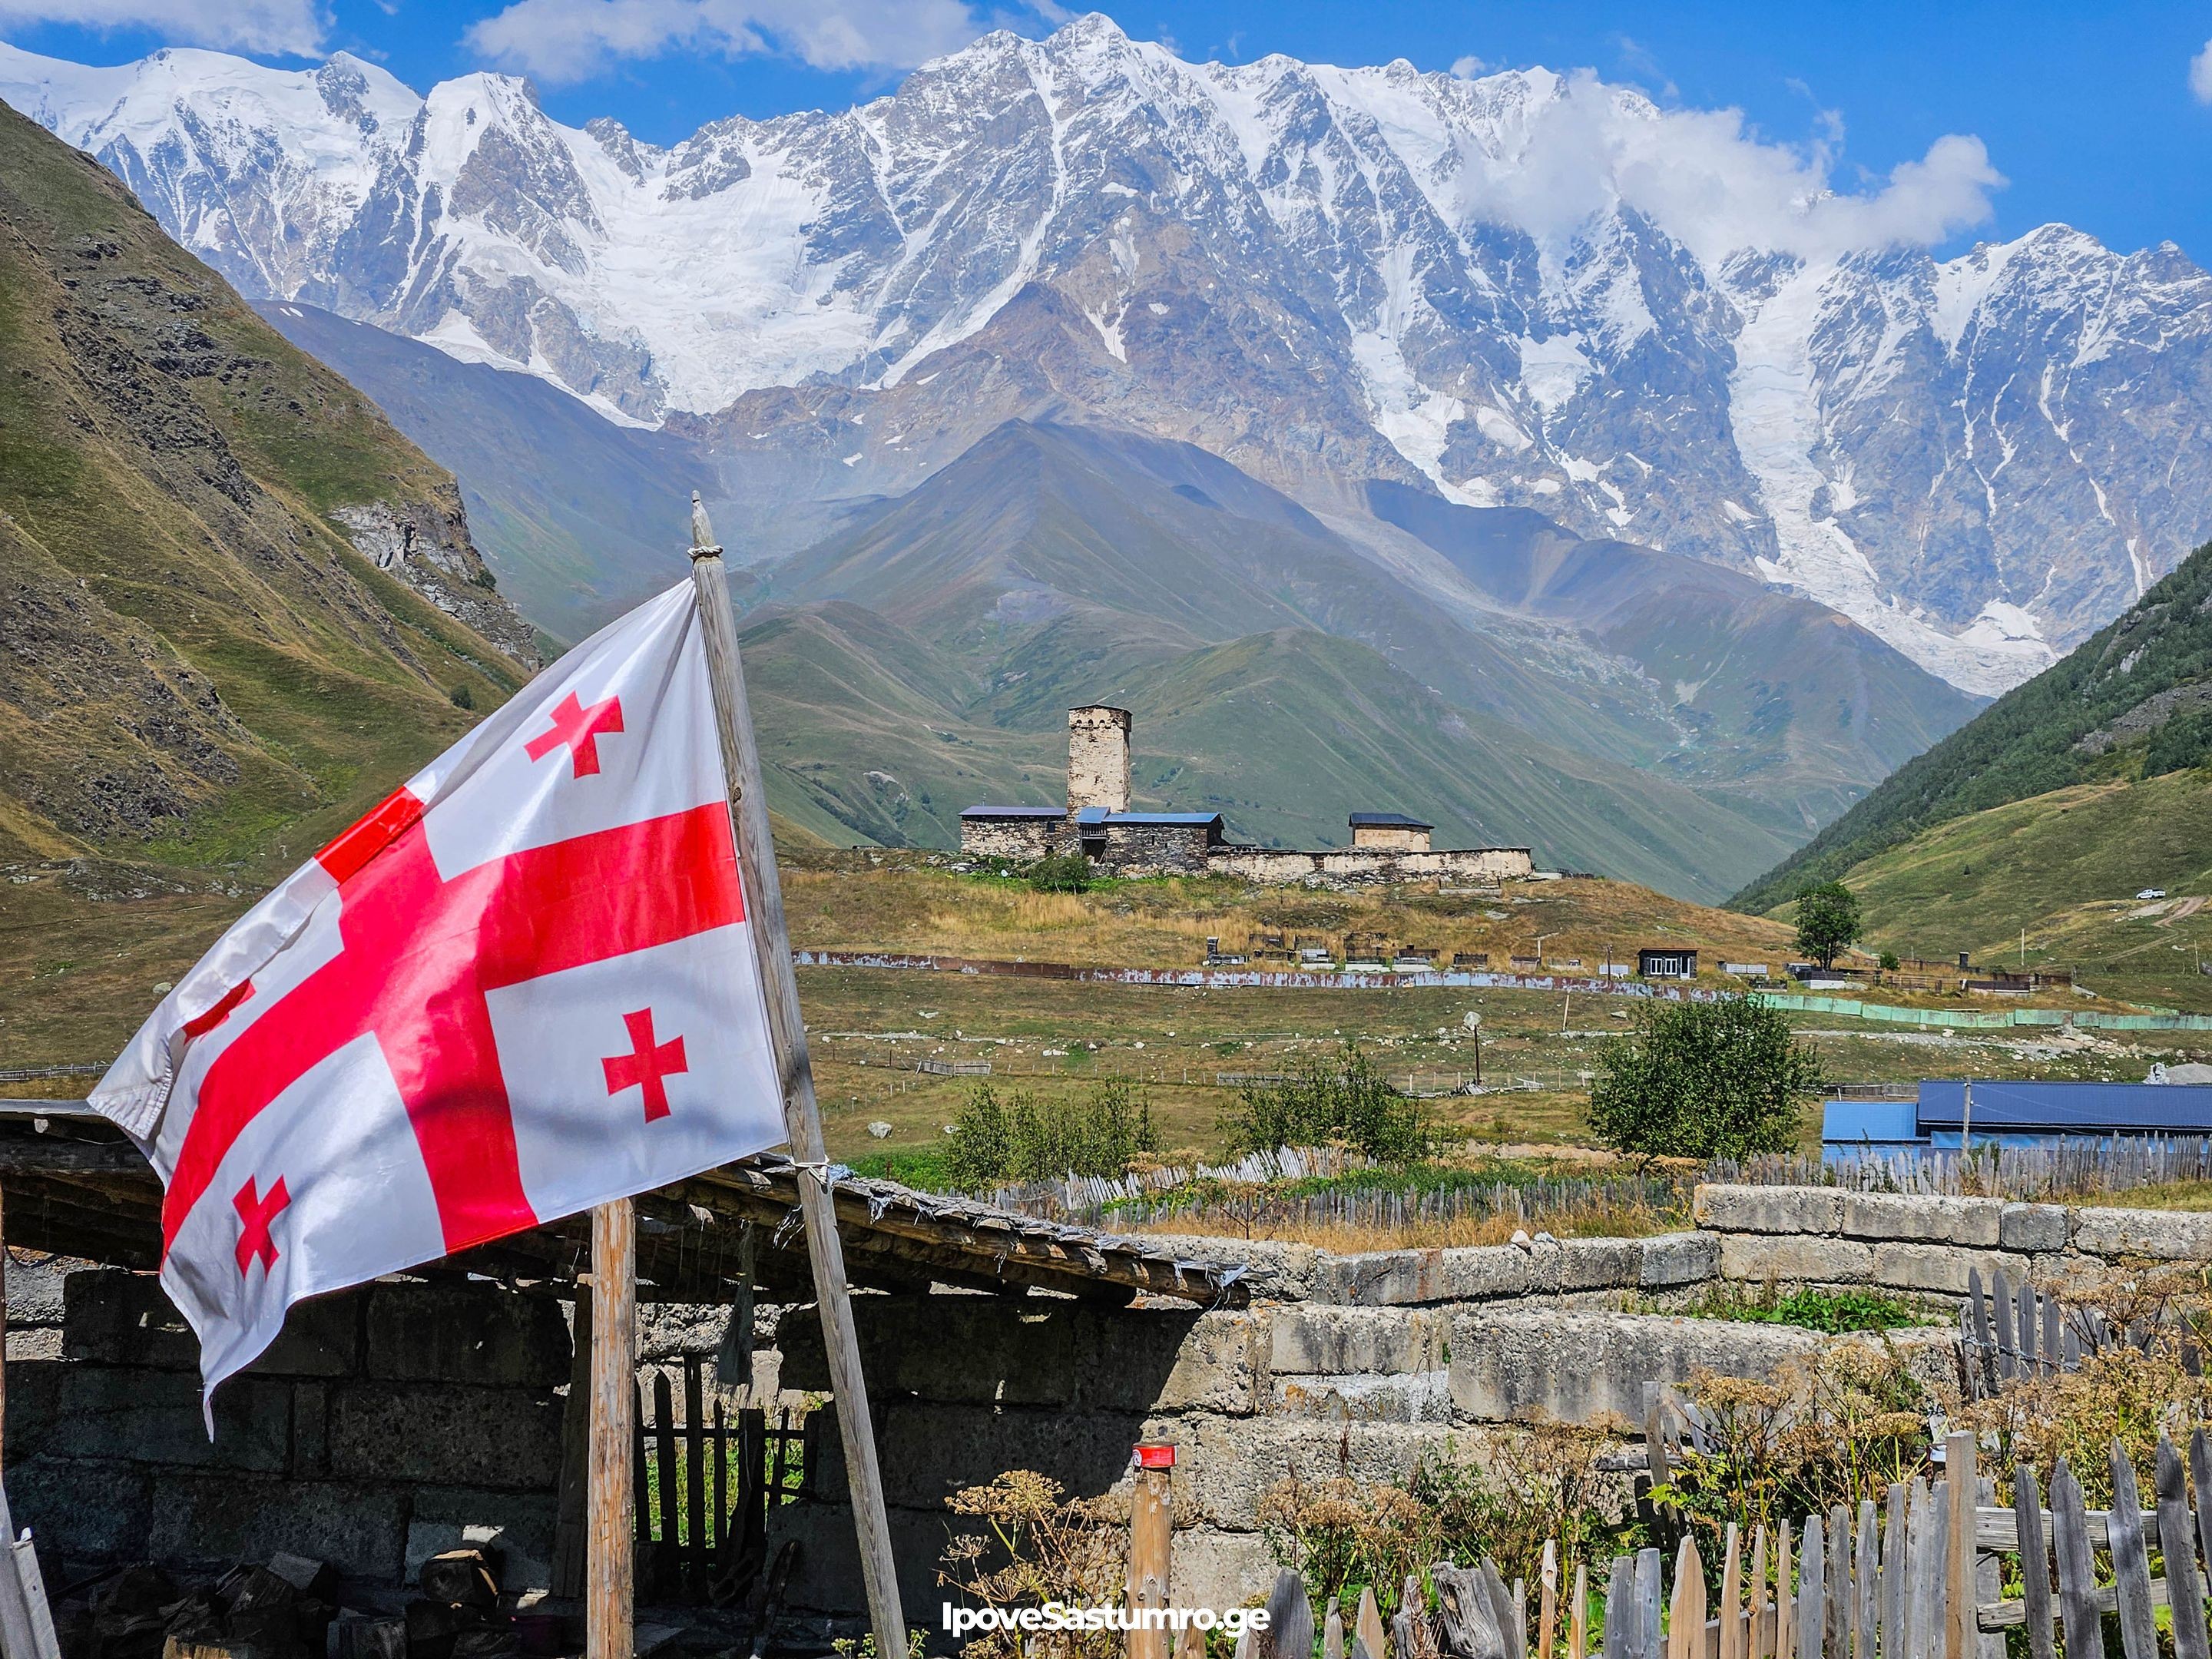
[586,1200,636,1659]
[686,494,909,1659]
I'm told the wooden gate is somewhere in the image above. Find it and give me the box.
[630,1354,807,1606]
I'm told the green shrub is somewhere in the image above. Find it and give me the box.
[1674,1282,1934,1333]
[944,1078,1158,1187]
[449,682,475,709]
[1026,853,1093,893]
[1587,994,1821,1161]
[1224,1041,1432,1163]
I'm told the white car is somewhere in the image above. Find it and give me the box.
[2137,887,2168,901]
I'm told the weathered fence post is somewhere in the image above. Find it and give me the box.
[1129,1443,1174,1659]
[1943,1432,1975,1659]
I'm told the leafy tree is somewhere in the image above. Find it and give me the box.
[1027,853,1093,893]
[1586,995,1822,1161]
[1793,881,1861,969]
[1225,1041,1432,1164]
[2145,703,2212,777]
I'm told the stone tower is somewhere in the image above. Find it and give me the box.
[1066,705,1131,813]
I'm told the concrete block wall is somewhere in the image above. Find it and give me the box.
[9,1268,570,1587]
[1695,1184,2212,1293]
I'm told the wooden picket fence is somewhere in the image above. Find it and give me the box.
[1248,1429,2212,1659]
[629,1355,806,1605]
[1959,1267,2206,1402]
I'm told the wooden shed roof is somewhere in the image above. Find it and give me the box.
[0,1104,1252,1308]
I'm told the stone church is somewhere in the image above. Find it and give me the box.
[959,705,1535,883]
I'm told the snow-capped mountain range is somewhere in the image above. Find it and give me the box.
[5,15,2207,695]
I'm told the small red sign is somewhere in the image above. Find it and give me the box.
[1135,1443,1176,1469]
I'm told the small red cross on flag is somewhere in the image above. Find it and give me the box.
[92,584,788,1413]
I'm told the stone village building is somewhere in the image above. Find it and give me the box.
[959,705,1535,882]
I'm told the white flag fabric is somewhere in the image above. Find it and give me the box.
[91,581,786,1409]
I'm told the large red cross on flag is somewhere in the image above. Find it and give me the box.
[91,583,787,1410]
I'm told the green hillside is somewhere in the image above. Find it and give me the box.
[0,102,539,1064]
[1837,771,2212,1012]
[1732,538,2212,913]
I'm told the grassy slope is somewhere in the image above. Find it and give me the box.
[743,422,1797,898]
[0,104,541,1059]
[1734,538,2212,912]
[1830,770,2212,1011]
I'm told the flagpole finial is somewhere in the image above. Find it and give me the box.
[688,489,722,560]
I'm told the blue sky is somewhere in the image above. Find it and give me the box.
[5,0,2210,261]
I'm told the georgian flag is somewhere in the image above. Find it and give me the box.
[91,582,786,1411]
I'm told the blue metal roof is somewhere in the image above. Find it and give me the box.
[1823,1099,1921,1144]
[1918,1080,2212,1134]
[959,804,1064,819]
[1349,811,1433,829]
[1075,806,1109,826]
[1104,812,1223,826]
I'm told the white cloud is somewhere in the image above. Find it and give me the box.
[463,0,991,82]
[0,0,323,55]
[1452,71,2002,264]
[2190,38,2212,104]
[1449,53,1487,79]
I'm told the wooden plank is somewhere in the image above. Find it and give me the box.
[1880,1485,1906,1659]
[2192,1430,2212,1602]
[1356,1587,1388,1659]
[1774,1521,1794,1659]
[1324,1605,1346,1659]
[683,1358,705,1596]
[587,1200,635,1659]
[1796,1516,1825,1659]
[2106,1441,2160,1659]
[1749,1528,1770,1659]
[653,1366,678,1596]
[551,1280,592,1598]
[1604,1558,1634,1659]
[687,499,906,1657]
[1910,1479,1944,1659]
[1979,1568,2201,1628]
[1671,1539,1707,1659]
[2012,1468,2056,1659]
[1943,1434,1975,1659]
[1645,1383,1670,1491]
[1967,1272,1995,1401]
[1972,1479,2002,1659]
[1973,1508,2157,1550]
[1541,1542,1561,1659]
[1825,1508,1849,1659]
[1853,1502,1876,1659]
[1638,1549,1664,1659]
[2042,1295,2062,1382]
[2156,1435,2210,1659]
[1992,1269,2016,1382]
[2050,1459,2105,1659]
[1571,1563,1590,1659]
[1720,1526,1743,1659]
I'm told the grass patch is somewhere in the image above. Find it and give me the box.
[1667,1281,1939,1333]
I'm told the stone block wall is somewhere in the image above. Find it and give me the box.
[767,1280,1840,1620]
[1695,1184,2212,1294]
[9,1267,570,1588]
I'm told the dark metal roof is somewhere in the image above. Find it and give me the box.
[959,804,1065,819]
[1917,1080,2212,1134]
[1349,811,1434,829]
[1105,812,1223,827]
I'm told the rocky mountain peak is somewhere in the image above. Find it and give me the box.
[5,22,2206,696]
